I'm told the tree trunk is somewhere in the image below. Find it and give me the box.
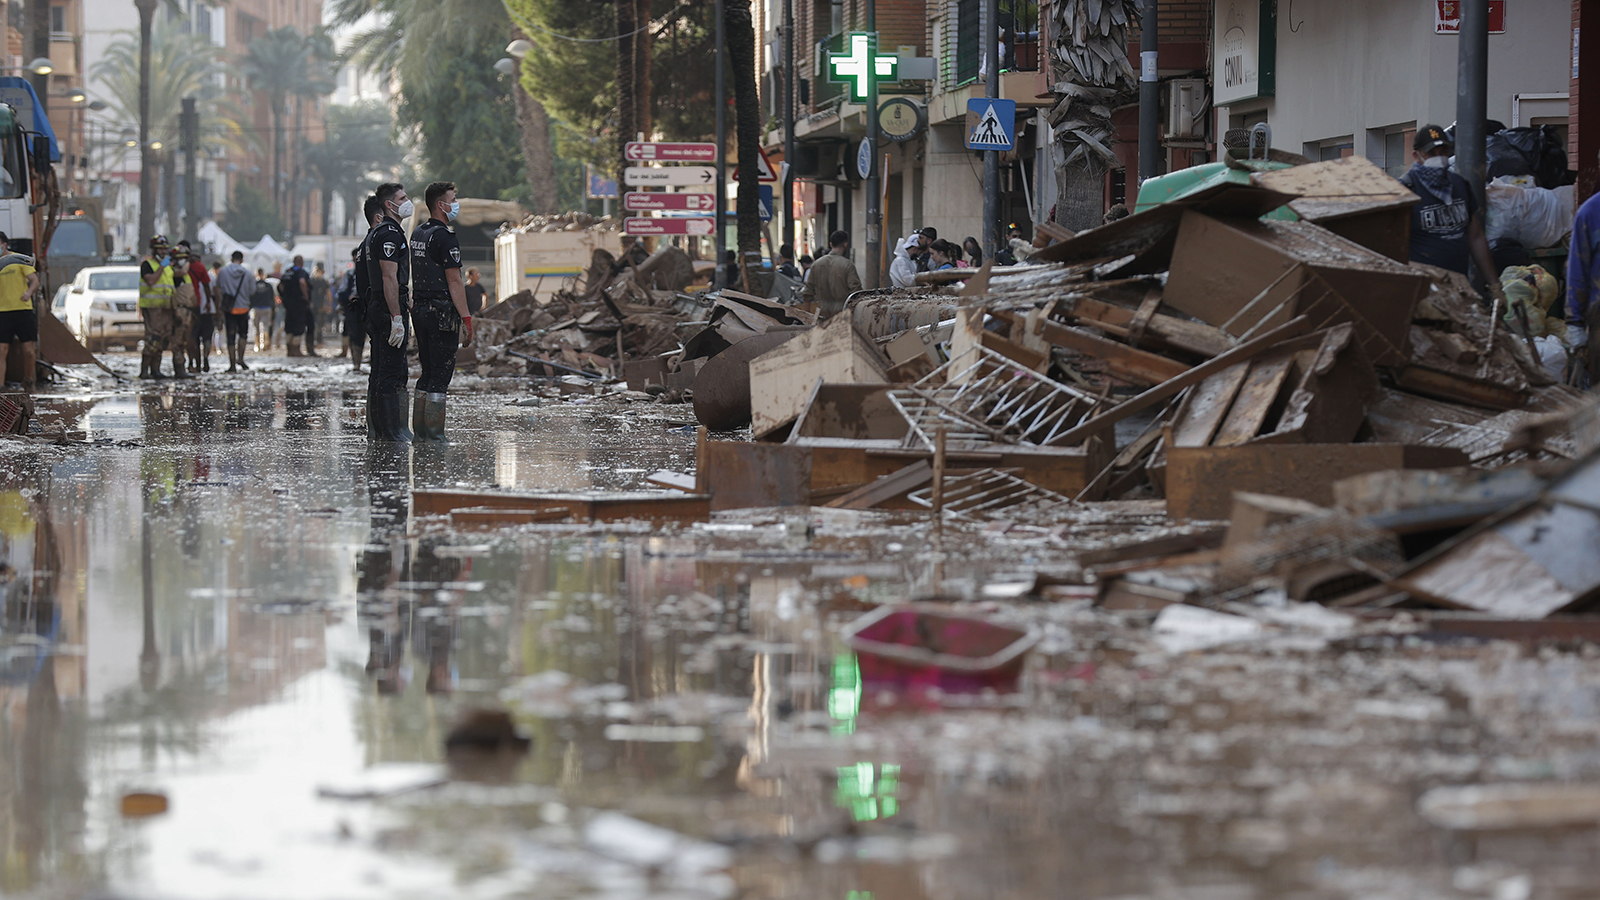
[635,0,652,141]
[724,0,760,289]
[271,98,285,220]
[614,0,638,182]
[510,36,559,215]
[135,0,157,250]
[1055,156,1111,233]
[162,152,178,239]
[321,187,332,234]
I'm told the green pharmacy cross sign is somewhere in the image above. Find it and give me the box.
[828,32,897,102]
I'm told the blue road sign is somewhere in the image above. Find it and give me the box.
[965,98,1016,151]
[586,164,618,199]
[723,184,774,221]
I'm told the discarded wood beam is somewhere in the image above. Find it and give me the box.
[1165,443,1471,520]
[1396,366,1531,411]
[414,489,710,524]
[1067,296,1233,358]
[992,309,1188,386]
[824,460,932,509]
[1042,316,1313,451]
[914,268,981,285]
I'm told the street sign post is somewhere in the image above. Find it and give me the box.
[623,166,717,187]
[965,98,1016,151]
[731,146,779,182]
[623,217,716,236]
[624,141,719,162]
[623,192,716,212]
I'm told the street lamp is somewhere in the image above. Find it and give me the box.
[492,57,516,76]
[25,57,53,76]
[506,39,532,59]
[65,87,87,103]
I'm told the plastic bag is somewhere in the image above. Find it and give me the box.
[1497,125,1569,189]
[1485,178,1575,249]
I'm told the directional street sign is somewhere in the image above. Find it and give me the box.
[624,141,718,162]
[965,98,1017,151]
[623,192,716,212]
[623,217,715,236]
[827,32,898,102]
[624,166,716,187]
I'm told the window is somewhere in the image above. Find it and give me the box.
[50,220,100,258]
[49,5,64,34]
[1367,123,1416,178]
[88,271,141,291]
[0,126,25,200]
[1304,136,1353,161]
[955,0,980,84]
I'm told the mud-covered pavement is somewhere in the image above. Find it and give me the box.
[2,352,1599,900]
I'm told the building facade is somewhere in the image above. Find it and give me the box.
[763,0,1581,282]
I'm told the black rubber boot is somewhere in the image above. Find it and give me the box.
[420,392,448,443]
[372,391,412,443]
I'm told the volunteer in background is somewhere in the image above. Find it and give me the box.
[138,235,177,380]
[0,232,39,391]
[366,182,414,443]
[463,268,486,315]
[1566,149,1600,381]
[800,230,862,319]
[180,241,214,373]
[1399,124,1507,310]
[408,181,474,442]
[214,250,254,373]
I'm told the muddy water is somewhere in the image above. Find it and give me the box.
[3,374,1600,899]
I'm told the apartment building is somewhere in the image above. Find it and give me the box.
[71,0,327,246]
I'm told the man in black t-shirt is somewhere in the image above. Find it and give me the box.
[408,180,474,442]
[278,255,313,357]
[463,268,486,315]
[366,182,414,442]
[344,195,383,376]
[1399,124,1507,308]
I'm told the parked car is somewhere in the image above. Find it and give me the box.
[60,266,143,351]
[49,283,69,321]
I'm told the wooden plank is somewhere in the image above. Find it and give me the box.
[824,460,933,509]
[1044,317,1313,451]
[1124,287,1164,347]
[701,441,812,510]
[414,489,711,524]
[1212,354,1295,446]
[450,507,571,529]
[1069,296,1233,358]
[1396,366,1530,412]
[994,310,1187,385]
[1171,363,1250,447]
[1165,443,1471,520]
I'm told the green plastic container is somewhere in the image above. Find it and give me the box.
[1134,160,1301,221]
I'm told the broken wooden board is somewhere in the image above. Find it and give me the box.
[1264,323,1380,444]
[449,507,572,529]
[1165,443,1471,520]
[699,441,812,510]
[788,383,910,442]
[791,436,1108,500]
[1396,365,1531,412]
[1171,363,1250,447]
[1067,295,1233,359]
[748,315,889,438]
[414,489,710,524]
[824,460,933,509]
[993,309,1189,386]
[1392,451,1600,618]
[1212,353,1296,446]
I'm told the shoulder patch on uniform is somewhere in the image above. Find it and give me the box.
[383,242,396,257]
[449,247,460,263]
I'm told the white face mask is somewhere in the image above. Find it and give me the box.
[1422,156,1449,169]
[393,198,414,220]
[446,200,460,222]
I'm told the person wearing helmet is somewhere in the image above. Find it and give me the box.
[138,235,179,379]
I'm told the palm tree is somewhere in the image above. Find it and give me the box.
[134,0,159,248]
[239,27,336,216]
[303,101,403,234]
[725,1,760,288]
[1047,0,1141,231]
[94,14,225,238]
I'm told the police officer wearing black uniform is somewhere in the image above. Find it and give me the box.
[408,181,474,442]
[345,195,383,376]
[365,182,414,442]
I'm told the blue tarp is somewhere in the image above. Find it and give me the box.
[0,77,61,162]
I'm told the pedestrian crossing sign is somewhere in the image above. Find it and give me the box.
[965,99,1016,151]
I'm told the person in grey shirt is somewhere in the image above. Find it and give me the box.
[800,230,862,319]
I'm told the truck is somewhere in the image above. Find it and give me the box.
[0,77,59,266]
[493,223,617,304]
[48,196,112,292]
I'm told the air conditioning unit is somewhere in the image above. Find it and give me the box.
[1164,78,1207,140]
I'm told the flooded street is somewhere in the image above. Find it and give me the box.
[3,359,1600,900]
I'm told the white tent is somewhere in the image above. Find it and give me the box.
[245,234,296,272]
[198,221,250,261]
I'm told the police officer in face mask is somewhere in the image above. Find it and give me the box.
[365,182,414,442]
[408,181,474,442]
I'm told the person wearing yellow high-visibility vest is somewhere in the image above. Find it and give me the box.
[138,234,179,380]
